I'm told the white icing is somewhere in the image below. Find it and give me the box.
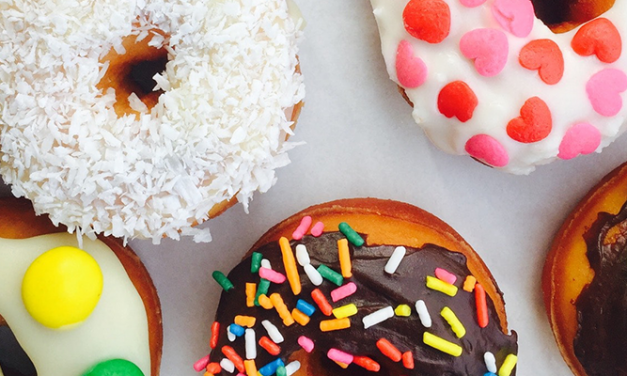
[370,0,627,174]
[0,0,305,242]
[0,233,151,376]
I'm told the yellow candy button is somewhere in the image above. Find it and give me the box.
[22,246,103,329]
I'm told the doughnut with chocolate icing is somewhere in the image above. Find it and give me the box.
[201,198,518,375]
[543,162,627,375]
[0,198,162,376]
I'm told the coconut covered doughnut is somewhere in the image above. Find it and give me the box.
[0,0,305,242]
[370,0,626,174]
[0,197,162,376]
[200,198,518,376]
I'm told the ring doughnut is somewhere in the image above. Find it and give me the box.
[0,0,305,242]
[370,0,626,174]
[202,198,518,375]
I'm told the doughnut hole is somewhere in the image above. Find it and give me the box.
[0,319,37,376]
[531,0,615,32]
[97,31,170,117]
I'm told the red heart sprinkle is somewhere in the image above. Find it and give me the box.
[437,81,478,122]
[519,39,564,85]
[506,97,552,143]
[571,18,622,63]
[403,0,451,44]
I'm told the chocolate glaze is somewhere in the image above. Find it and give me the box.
[210,232,518,375]
[575,201,627,375]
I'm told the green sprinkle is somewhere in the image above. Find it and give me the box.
[276,366,287,376]
[212,271,234,291]
[251,252,263,273]
[317,264,344,286]
[254,278,271,306]
[339,222,364,246]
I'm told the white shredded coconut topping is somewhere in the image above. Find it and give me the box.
[0,0,305,243]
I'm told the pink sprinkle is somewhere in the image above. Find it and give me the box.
[465,134,509,168]
[292,216,313,240]
[259,267,286,284]
[327,348,354,365]
[558,123,601,160]
[586,68,627,117]
[460,0,487,7]
[330,282,358,302]
[298,336,315,353]
[396,40,427,88]
[193,355,210,372]
[311,221,324,237]
[491,0,534,37]
[459,28,508,77]
[435,268,457,285]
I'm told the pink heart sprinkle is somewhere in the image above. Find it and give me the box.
[460,0,487,7]
[396,40,428,88]
[491,0,534,37]
[558,123,601,160]
[465,134,509,167]
[460,29,509,77]
[586,68,627,116]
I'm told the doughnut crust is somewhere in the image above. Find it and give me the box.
[542,162,627,376]
[0,197,162,376]
[209,198,517,375]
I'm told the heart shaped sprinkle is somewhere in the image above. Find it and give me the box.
[519,39,564,85]
[572,18,622,64]
[506,97,552,143]
[558,123,601,160]
[396,40,428,88]
[403,0,451,44]
[586,68,627,117]
[491,0,534,37]
[437,81,478,122]
[460,28,508,77]
[465,134,509,167]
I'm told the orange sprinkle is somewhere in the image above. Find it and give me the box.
[475,283,489,328]
[203,372,214,376]
[279,237,301,295]
[244,359,257,376]
[245,283,256,307]
[463,275,477,292]
[402,351,414,369]
[376,338,402,362]
[209,321,220,349]
[334,361,349,369]
[353,356,380,372]
[337,238,352,278]
[270,293,295,326]
[257,294,274,309]
[234,315,256,328]
[206,362,221,374]
[311,288,333,316]
[258,336,281,356]
[221,345,245,373]
[291,308,311,326]
[320,318,351,332]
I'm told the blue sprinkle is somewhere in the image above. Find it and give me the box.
[296,299,316,317]
[483,373,498,376]
[259,358,285,376]
[228,323,245,337]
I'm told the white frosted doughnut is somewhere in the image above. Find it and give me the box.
[370,0,627,174]
[0,0,305,242]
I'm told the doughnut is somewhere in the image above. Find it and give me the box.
[543,162,627,375]
[0,0,305,242]
[200,198,518,375]
[0,198,162,376]
[370,0,627,174]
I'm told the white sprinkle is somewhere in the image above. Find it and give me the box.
[261,320,284,344]
[285,361,301,376]
[384,246,407,274]
[245,328,256,360]
[261,259,272,270]
[303,264,323,286]
[362,306,394,329]
[295,244,310,266]
[484,351,497,373]
[227,326,236,342]
[220,358,235,373]
[415,300,432,328]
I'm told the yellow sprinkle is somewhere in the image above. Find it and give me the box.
[291,308,311,326]
[423,332,462,357]
[320,318,351,332]
[497,354,518,376]
[246,283,256,308]
[394,304,411,317]
[332,303,358,319]
[426,276,458,296]
[334,361,349,369]
[440,307,466,338]
[279,237,301,296]
[270,293,294,326]
[203,372,214,376]
[244,360,258,376]
[462,275,477,292]
[234,315,256,328]
[337,238,352,278]
[257,294,273,310]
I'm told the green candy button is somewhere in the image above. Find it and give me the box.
[82,359,145,376]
